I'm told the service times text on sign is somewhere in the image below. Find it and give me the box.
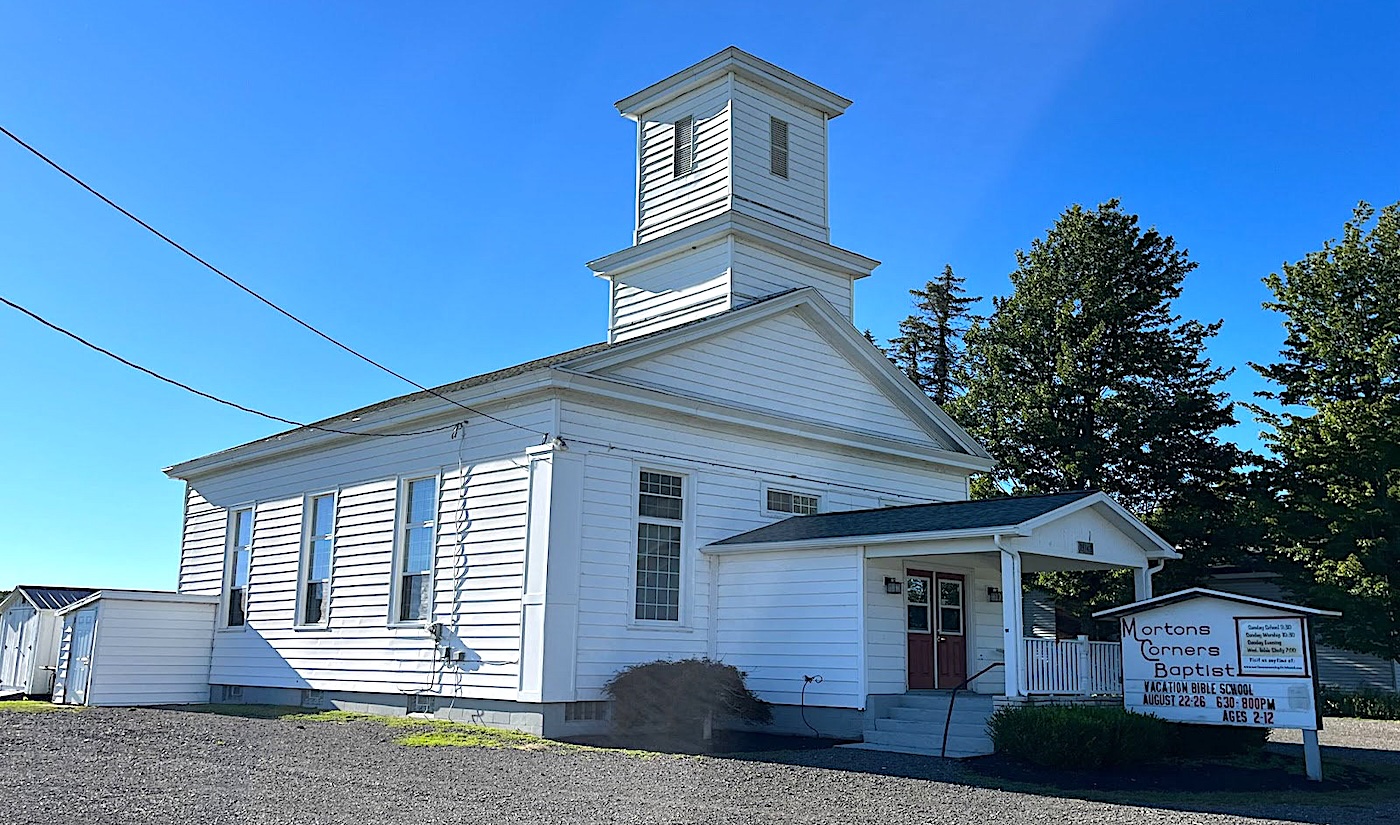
[1117,598,1319,730]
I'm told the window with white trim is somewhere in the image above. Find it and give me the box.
[396,477,438,623]
[673,115,695,177]
[766,488,819,515]
[635,470,684,622]
[224,508,253,627]
[300,493,335,625]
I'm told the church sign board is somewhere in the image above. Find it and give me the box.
[1094,589,1340,732]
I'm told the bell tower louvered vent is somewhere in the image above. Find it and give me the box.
[769,117,789,179]
[673,115,695,177]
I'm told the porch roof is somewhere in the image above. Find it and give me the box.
[704,490,1180,560]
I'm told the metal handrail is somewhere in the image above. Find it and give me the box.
[940,661,1004,758]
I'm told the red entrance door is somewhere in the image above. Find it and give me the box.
[935,572,968,689]
[905,569,935,690]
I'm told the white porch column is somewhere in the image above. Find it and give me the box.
[999,546,1024,697]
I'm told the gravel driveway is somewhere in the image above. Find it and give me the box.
[3,707,1397,825]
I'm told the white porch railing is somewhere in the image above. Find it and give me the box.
[1023,636,1123,696]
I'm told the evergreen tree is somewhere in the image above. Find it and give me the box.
[956,200,1252,614]
[1251,201,1400,659]
[889,265,980,406]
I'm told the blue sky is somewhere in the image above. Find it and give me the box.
[2,2,1396,589]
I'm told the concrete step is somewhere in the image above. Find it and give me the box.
[895,693,993,711]
[861,729,993,757]
[887,705,993,724]
[873,718,989,739]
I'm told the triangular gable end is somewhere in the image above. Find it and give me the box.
[561,288,991,462]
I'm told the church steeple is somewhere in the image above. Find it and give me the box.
[588,48,878,343]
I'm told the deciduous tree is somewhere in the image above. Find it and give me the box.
[1251,201,1400,659]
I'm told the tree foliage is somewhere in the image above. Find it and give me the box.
[1250,201,1400,659]
[889,265,980,406]
[954,201,1253,615]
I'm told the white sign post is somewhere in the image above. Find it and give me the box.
[1095,589,1340,782]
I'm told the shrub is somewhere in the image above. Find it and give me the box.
[988,704,1172,769]
[1170,723,1269,757]
[1321,685,1400,720]
[604,658,771,739]
[988,704,1268,768]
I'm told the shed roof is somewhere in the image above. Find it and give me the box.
[12,586,98,611]
[710,490,1098,547]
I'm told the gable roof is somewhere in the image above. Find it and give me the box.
[167,288,992,479]
[8,585,98,611]
[1093,587,1342,619]
[711,491,1097,548]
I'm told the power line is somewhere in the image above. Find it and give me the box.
[0,123,542,436]
[559,436,944,503]
[0,294,463,439]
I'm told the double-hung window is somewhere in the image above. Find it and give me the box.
[225,508,253,627]
[396,477,437,623]
[635,470,685,622]
[301,493,335,626]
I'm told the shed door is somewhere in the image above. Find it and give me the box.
[1,606,33,688]
[65,609,98,705]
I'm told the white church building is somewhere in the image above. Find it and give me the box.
[159,48,1176,756]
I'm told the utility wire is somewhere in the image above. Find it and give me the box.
[0,294,462,439]
[0,123,542,436]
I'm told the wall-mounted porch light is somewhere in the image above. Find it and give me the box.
[884,577,902,595]
[986,586,1003,603]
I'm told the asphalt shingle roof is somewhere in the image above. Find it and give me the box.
[16,585,98,611]
[710,490,1098,546]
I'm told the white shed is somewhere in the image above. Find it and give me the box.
[0,586,97,697]
[52,590,218,706]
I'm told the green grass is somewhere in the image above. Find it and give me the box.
[179,703,663,755]
[0,700,80,713]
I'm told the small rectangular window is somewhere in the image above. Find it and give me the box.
[301,688,324,709]
[767,489,819,515]
[397,477,438,623]
[673,115,695,177]
[770,117,789,178]
[225,508,253,626]
[301,493,335,625]
[636,471,684,622]
[407,694,436,715]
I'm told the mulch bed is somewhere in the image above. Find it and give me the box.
[961,751,1381,793]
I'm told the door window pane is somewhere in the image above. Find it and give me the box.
[907,605,930,633]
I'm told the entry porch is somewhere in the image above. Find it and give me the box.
[705,490,1179,755]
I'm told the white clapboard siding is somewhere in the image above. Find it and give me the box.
[729,76,827,240]
[730,239,852,319]
[598,309,946,448]
[563,400,967,700]
[611,238,732,342]
[865,554,1006,696]
[84,597,218,706]
[637,76,732,243]
[186,403,551,701]
[180,487,227,596]
[715,548,862,707]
